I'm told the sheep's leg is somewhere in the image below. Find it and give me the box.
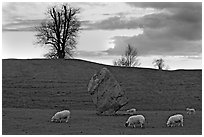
[128,123,131,127]
[141,123,145,128]
[181,121,183,127]
[66,117,69,123]
[130,123,135,128]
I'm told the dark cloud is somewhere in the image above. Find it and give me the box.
[74,2,107,7]
[106,33,201,56]
[86,2,201,39]
[3,18,91,31]
[139,13,201,41]
[85,2,201,41]
[100,2,202,57]
[2,19,44,31]
[85,16,143,30]
[2,27,35,31]
[126,2,201,10]
[128,2,202,40]
[102,13,111,16]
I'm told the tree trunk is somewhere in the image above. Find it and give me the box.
[158,65,162,70]
[58,50,65,59]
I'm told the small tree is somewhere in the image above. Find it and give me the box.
[152,58,166,70]
[113,57,127,66]
[35,4,81,59]
[113,44,140,67]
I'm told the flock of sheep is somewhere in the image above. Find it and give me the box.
[123,108,195,128]
[50,107,196,128]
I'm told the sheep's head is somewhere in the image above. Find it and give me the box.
[186,108,189,110]
[124,122,129,127]
[166,121,171,127]
[51,116,56,122]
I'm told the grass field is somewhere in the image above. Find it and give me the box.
[2,59,202,134]
[2,108,201,135]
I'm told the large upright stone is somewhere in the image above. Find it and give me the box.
[88,67,128,115]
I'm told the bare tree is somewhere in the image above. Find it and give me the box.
[113,44,140,67]
[152,58,166,70]
[113,57,127,66]
[35,4,81,59]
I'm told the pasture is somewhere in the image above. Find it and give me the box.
[2,108,201,135]
[2,59,202,134]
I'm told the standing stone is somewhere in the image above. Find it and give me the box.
[88,67,128,115]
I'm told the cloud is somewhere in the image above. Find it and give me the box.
[126,2,201,10]
[86,2,201,39]
[2,2,87,31]
[106,30,201,56]
[2,2,202,59]
[100,2,202,57]
[75,50,108,57]
[105,33,201,58]
[141,13,201,41]
[85,16,143,30]
[3,2,134,31]
[127,2,202,41]
[2,19,44,31]
[2,2,49,31]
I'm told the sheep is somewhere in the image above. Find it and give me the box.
[126,108,137,114]
[51,110,70,123]
[125,115,145,128]
[166,114,183,127]
[186,108,196,115]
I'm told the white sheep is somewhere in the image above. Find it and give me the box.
[51,110,70,123]
[125,115,145,128]
[126,108,137,114]
[186,108,196,115]
[166,114,183,127]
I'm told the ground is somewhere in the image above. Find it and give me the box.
[2,108,201,135]
[2,59,202,135]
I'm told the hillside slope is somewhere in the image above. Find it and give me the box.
[2,59,202,110]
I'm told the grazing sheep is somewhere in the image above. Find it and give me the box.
[51,110,70,123]
[125,115,145,128]
[126,108,137,114]
[166,114,183,127]
[186,108,196,115]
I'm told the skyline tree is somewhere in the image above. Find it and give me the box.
[113,44,141,67]
[35,4,81,59]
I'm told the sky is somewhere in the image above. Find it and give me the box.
[2,2,202,70]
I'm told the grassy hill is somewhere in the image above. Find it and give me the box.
[2,59,202,111]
